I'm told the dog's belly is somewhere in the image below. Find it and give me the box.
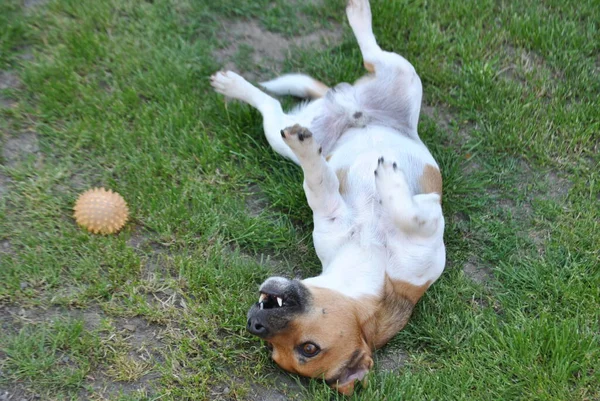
[328,125,437,197]
[311,125,444,287]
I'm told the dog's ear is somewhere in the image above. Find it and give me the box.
[330,349,374,395]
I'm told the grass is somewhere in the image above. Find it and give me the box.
[0,0,598,400]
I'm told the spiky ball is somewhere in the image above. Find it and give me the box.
[73,188,129,235]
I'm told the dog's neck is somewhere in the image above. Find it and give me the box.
[303,245,429,350]
[360,275,424,349]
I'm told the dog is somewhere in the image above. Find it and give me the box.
[211,0,445,395]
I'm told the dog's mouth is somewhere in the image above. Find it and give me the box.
[247,277,310,338]
[258,292,285,309]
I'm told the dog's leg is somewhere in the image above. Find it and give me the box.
[346,0,415,75]
[281,124,346,217]
[346,0,422,132]
[211,71,299,163]
[375,158,441,237]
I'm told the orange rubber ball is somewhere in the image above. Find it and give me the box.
[73,188,129,235]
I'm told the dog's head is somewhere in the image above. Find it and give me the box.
[246,277,374,395]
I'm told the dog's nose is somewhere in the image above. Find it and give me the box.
[247,317,268,337]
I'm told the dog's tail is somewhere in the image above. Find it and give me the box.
[260,74,329,99]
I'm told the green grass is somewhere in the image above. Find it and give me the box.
[1,0,598,400]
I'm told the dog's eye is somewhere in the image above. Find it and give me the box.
[299,342,320,357]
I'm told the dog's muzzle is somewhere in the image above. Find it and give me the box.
[246,277,311,338]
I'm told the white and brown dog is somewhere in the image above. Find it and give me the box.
[211,0,445,395]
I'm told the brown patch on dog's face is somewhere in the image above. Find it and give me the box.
[420,164,442,200]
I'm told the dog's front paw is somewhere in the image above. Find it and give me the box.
[210,70,247,98]
[281,124,321,159]
[374,157,409,204]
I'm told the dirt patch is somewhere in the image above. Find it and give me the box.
[498,44,562,94]
[126,226,149,250]
[0,239,13,255]
[420,104,456,133]
[142,246,177,281]
[84,372,157,400]
[245,184,270,217]
[1,305,166,399]
[249,386,291,401]
[0,385,40,401]
[0,305,108,333]
[15,46,34,62]
[375,347,408,373]
[125,228,179,280]
[0,72,21,91]
[248,371,306,401]
[23,0,48,8]
[463,260,493,285]
[115,316,166,362]
[0,96,17,109]
[543,171,571,201]
[214,19,342,81]
[0,71,21,110]
[2,132,40,167]
[209,369,305,401]
[229,246,303,279]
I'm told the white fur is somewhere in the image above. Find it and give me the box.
[211,0,445,300]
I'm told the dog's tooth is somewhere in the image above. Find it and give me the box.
[277,297,283,307]
[259,293,268,303]
[260,302,264,310]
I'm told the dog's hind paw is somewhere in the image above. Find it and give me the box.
[346,0,372,34]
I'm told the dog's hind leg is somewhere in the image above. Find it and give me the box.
[346,0,422,134]
[374,157,442,237]
[281,124,347,218]
[211,70,300,163]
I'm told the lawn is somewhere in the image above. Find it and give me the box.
[0,0,598,400]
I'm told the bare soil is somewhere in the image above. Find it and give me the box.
[1,132,40,167]
[214,19,343,81]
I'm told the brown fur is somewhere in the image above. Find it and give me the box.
[364,61,375,73]
[362,276,429,348]
[420,164,442,199]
